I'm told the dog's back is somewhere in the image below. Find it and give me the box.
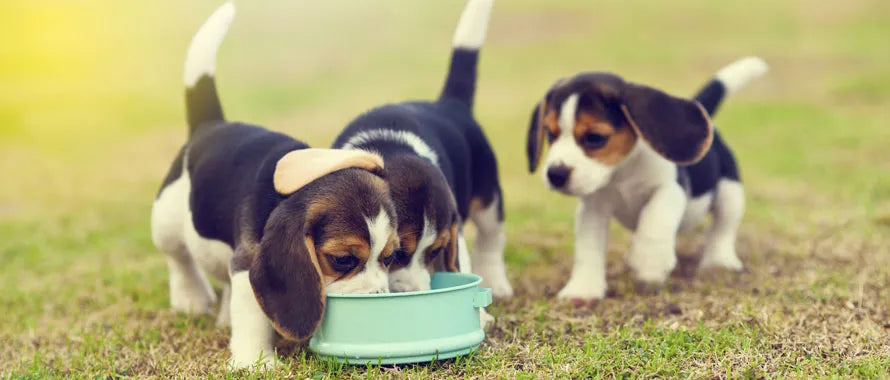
[332,0,499,220]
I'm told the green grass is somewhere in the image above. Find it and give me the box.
[2,0,889,377]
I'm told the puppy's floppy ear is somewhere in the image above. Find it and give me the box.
[249,205,324,341]
[621,83,714,164]
[274,148,384,195]
[443,223,460,272]
[526,100,547,172]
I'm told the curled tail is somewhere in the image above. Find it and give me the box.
[438,0,494,108]
[184,2,235,135]
[694,56,769,116]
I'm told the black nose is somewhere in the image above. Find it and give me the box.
[547,165,571,188]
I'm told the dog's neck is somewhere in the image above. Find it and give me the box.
[606,142,678,200]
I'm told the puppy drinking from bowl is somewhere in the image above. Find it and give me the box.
[151,3,398,369]
[332,0,512,302]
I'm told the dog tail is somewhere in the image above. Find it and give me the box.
[694,56,769,116]
[438,0,494,108]
[184,2,235,136]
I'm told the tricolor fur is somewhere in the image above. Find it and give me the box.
[151,3,397,370]
[527,57,768,301]
[331,0,513,300]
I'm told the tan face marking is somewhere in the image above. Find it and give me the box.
[424,228,452,265]
[573,111,637,165]
[379,239,396,267]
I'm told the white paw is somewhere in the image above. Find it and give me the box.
[476,263,513,298]
[479,308,494,329]
[699,244,743,271]
[215,308,231,328]
[228,351,277,371]
[170,287,216,315]
[627,239,677,285]
[557,276,606,302]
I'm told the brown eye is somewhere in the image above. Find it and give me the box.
[581,133,608,150]
[327,254,359,273]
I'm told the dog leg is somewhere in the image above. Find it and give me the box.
[457,233,472,274]
[152,176,216,315]
[459,230,495,328]
[470,195,513,298]
[165,254,217,315]
[558,198,611,301]
[699,180,745,271]
[215,282,231,327]
[626,183,685,285]
[228,271,276,370]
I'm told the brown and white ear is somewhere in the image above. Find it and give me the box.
[443,224,460,272]
[249,208,324,341]
[526,100,547,172]
[621,83,714,164]
[274,148,384,195]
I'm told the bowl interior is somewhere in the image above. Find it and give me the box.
[324,271,482,298]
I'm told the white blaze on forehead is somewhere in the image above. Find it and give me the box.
[387,214,438,293]
[558,93,579,131]
[365,208,392,263]
[414,215,438,259]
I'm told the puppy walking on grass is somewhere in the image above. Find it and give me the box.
[526,57,768,302]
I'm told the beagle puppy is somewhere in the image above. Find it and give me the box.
[526,57,768,302]
[332,0,513,298]
[150,4,397,369]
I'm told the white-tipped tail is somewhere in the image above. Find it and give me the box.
[451,0,494,49]
[714,56,769,94]
[184,2,236,87]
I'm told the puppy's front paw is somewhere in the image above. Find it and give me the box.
[228,350,277,371]
[170,288,216,316]
[215,308,231,328]
[627,239,677,285]
[479,308,495,329]
[699,243,743,272]
[557,276,606,304]
[476,263,514,299]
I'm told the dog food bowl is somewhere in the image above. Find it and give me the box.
[308,272,492,365]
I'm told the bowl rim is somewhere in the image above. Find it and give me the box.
[324,272,482,299]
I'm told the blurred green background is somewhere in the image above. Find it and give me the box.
[1,0,888,377]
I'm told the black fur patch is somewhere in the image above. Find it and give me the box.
[694,79,727,116]
[185,75,225,135]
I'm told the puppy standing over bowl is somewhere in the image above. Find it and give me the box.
[151,3,398,369]
[332,0,513,299]
[526,57,768,301]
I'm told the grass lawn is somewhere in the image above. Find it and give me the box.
[2,0,889,377]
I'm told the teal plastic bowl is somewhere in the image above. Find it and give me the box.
[309,272,492,365]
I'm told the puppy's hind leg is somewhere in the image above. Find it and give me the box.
[151,176,217,315]
[470,194,514,298]
[699,179,745,271]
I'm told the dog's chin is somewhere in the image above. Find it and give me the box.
[547,180,605,197]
